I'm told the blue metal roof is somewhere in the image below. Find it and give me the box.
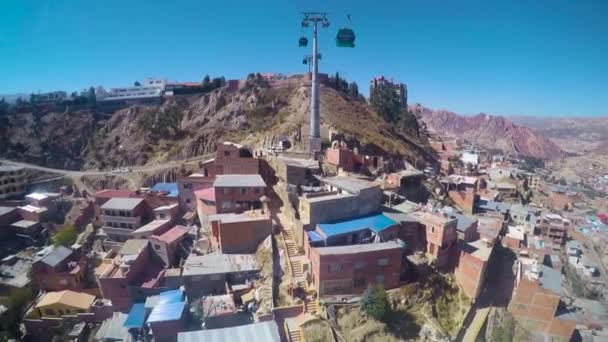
[158,289,184,304]
[307,230,324,242]
[124,303,146,329]
[152,183,179,197]
[147,301,186,323]
[317,214,397,239]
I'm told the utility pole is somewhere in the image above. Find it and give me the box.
[301,12,329,153]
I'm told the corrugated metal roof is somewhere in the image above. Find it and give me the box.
[123,303,146,329]
[177,321,281,342]
[101,197,144,211]
[213,174,266,188]
[147,301,186,323]
[151,183,179,197]
[96,312,130,341]
[182,253,259,276]
[37,245,73,267]
[317,213,397,239]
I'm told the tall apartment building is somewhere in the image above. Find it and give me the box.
[31,91,68,104]
[100,198,146,247]
[0,165,27,199]
[370,76,407,108]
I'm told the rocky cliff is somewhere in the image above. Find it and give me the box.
[415,105,565,160]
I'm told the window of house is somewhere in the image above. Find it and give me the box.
[223,188,230,195]
[375,275,385,284]
[45,308,55,315]
[183,183,192,189]
[159,213,166,219]
[430,226,435,233]
[186,199,191,204]
[329,263,342,273]
[210,274,222,281]
[240,188,246,195]
[377,258,389,266]
[354,277,366,288]
[154,244,161,251]
[224,151,230,157]
[254,188,260,194]
[354,261,367,269]
[222,201,231,209]
[59,279,68,285]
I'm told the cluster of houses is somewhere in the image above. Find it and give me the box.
[429,138,608,340]
[1,136,607,341]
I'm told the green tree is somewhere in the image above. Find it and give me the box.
[53,224,77,247]
[348,81,359,98]
[202,75,211,85]
[87,86,96,110]
[370,82,401,123]
[0,97,8,117]
[1,288,34,339]
[360,286,390,322]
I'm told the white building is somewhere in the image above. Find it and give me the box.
[461,150,480,166]
[97,77,167,102]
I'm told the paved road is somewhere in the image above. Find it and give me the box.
[0,154,213,177]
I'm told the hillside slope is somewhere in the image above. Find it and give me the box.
[1,79,434,170]
[415,105,565,160]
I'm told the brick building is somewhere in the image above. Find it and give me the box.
[409,210,458,269]
[201,142,259,178]
[32,246,86,292]
[177,174,214,212]
[549,187,579,211]
[539,213,570,247]
[440,175,480,214]
[509,258,576,340]
[307,240,404,296]
[208,210,271,254]
[455,239,493,300]
[100,198,146,247]
[96,239,165,311]
[385,169,425,203]
[148,225,191,266]
[213,174,266,214]
[0,165,27,200]
[324,147,383,174]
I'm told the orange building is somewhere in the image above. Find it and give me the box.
[409,210,458,269]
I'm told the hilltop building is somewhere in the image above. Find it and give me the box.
[370,76,407,108]
[0,165,27,199]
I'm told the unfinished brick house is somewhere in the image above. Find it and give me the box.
[177,174,214,212]
[539,213,570,247]
[208,210,271,254]
[95,239,166,311]
[408,210,458,269]
[440,175,480,214]
[200,142,259,178]
[213,174,266,214]
[385,169,425,203]
[32,246,87,292]
[324,146,383,174]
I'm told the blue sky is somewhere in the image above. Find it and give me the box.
[0,0,605,116]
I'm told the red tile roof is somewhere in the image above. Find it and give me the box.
[154,225,189,244]
[194,187,215,202]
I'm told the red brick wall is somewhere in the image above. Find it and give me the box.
[98,247,150,311]
[448,190,478,214]
[325,148,355,171]
[455,248,488,299]
[214,186,265,214]
[32,257,86,292]
[212,217,271,254]
[308,243,403,296]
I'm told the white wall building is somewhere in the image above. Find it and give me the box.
[461,150,480,166]
[98,78,167,102]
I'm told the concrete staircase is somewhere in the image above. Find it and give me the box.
[304,297,318,315]
[288,328,302,342]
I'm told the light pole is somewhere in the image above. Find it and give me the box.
[301,12,329,153]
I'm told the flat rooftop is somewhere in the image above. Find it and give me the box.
[461,239,493,261]
[316,240,403,256]
[277,156,319,169]
[213,174,266,188]
[303,192,354,204]
[208,211,268,224]
[100,197,144,211]
[409,210,456,227]
[0,206,16,216]
[12,220,39,229]
[182,253,259,276]
[132,219,171,235]
[0,165,24,172]
[319,176,378,194]
[18,205,47,214]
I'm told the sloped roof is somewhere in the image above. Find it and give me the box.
[316,214,397,239]
[36,290,95,310]
[36,245,73,267]
[147,301,186,323]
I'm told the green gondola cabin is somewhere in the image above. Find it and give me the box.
[299,37,308,47]
[336,28,355,48]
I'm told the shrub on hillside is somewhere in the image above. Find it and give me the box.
[360,286,391,322]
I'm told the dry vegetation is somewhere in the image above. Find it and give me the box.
[300,319,334,342]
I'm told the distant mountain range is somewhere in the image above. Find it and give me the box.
[508,116,608,154]
[413,105,566,160]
